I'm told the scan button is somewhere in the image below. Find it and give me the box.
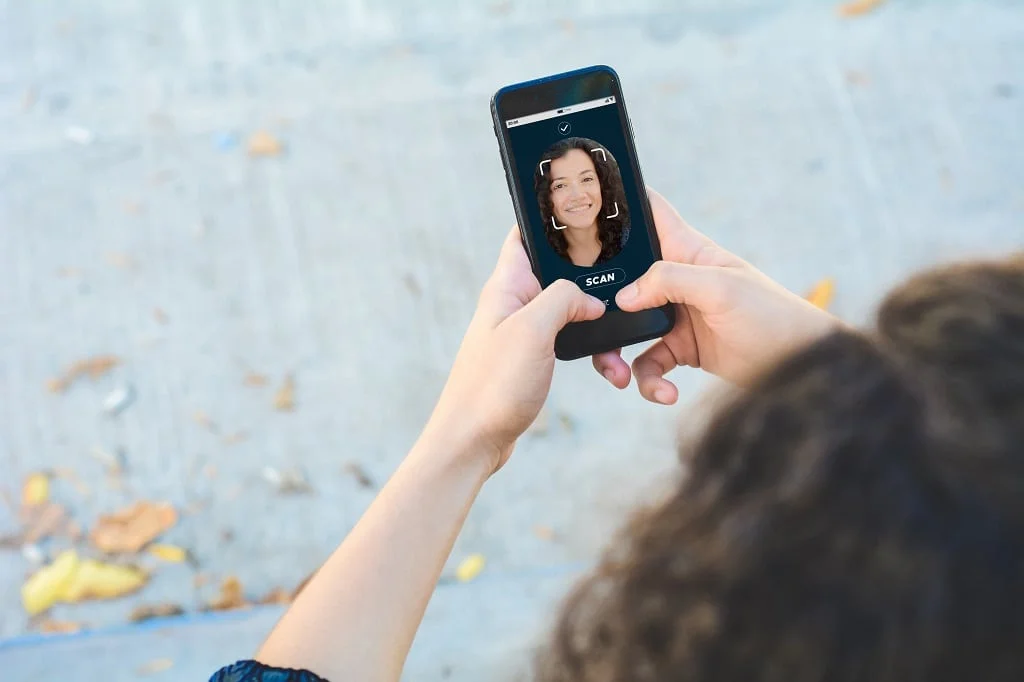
[575,268,626,292]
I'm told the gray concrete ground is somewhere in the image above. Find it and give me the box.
[1,0,1022,679]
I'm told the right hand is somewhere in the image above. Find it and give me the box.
[593,189,840,402]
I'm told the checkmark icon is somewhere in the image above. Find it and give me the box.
[557,121,571,135]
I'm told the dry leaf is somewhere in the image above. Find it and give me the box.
[104,252,136,269]
[193,410,218,432]
[533,525,556,542]
[455,554,486,583]
[844,70,871,87]
[136,658,174,676]
[805,278,836,310]
[557,412,575,433]
[22,473,50,506]
[837,0,886,17]
[53,467,91,496]
[343,462,374,489]
[22,550,79,615]
[193,573,211,588]
[262,466,312,495]
[47,355,121,393]
[222,432,248,446]
[205,576,248,611]
[61,559,147,602]
[247,131,283,157]
[257,587,292,605]
[90,501,178,554]
[147,544,188,563]
[130,603,185,623]
[37,619,82,634]
[292,571,316,599]
[22,87,37,111]
[21,502,69,543]
[243,372,268,387]
[153,308,169,324]
[273,375,296,411]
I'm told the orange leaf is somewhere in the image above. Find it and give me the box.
[273,375,296,411]
[257,587,293,605]
[130,603,185,622]
[243,372,268,387]
[47,355,121,393]
[805,278,836,310]
[37,619,83,634]
[89,501,178,554]
[137,658,174,676]
[247,131,283,157]
[206,576,248,611]
[837,0,886,17]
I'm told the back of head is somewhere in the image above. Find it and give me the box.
[538,256,1024,682]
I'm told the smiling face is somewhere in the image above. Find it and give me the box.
[549,149,603,230]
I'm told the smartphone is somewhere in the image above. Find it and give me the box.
[491,65,675,361]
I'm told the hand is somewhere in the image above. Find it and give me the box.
[593,189,840,402]
[423,227,606,474]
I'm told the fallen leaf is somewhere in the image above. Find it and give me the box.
[22,87,37,111]
[557,412,575,433]
[153,308,169,324]
[836,0,886,17]
[22,550,79,615]
[805,278,836,310]
[222,432,248,446]
[243,372,268,387]
[121,200,144,216]
[56,266,83,278]
[61,559,147,602]
[91,447,126,476]
[22,473,50,506]
[257,587,292,605]
[90,501,178,554]
[193,573,211,588]
[193,410,218,432]
[205,576,248,611]
[136,658,174,676]
[52,467,91,497]
[844,70,871,87]
[21,502,69,543]
[129,603,185,623]
[273,375,296,411]
[455,554,486,583]
[104,252,136,269]
[147,544,188,563]
[292,570,316,599]
[247,131,284,157]
[47,355,121,393]
[343,462,375,489]
[533,525,557,541]
[37,619,82,634]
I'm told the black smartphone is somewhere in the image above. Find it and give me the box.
[491,65,675,361]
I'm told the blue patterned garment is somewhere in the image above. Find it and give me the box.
[210,660,329,682]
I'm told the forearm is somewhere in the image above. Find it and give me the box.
[255,429,492,682]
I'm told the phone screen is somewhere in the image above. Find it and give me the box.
[493,66,673,360]
[501,95,655,311]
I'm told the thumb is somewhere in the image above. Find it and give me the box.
[615,261,731,313]
[511,279,606,339]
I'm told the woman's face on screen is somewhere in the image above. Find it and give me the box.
[549,149,603,231]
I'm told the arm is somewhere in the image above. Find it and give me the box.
[252,228,606,682]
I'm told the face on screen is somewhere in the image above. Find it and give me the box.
[535,139,630,268]
[504,94,655,306]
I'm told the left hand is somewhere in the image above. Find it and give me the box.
[422,227,606,475]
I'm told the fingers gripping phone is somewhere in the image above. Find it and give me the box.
[491,65,675,360]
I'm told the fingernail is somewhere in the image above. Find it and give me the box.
[617,283,638,304]
[602,369,615,384]
[654,387,673,404]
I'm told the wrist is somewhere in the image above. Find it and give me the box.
[414,414,502,481]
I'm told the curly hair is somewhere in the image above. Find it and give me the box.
[534,137,630,265]
[537,256,1024,682]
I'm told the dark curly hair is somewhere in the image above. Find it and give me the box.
[534,137,630,265]
[538,256,1024,682]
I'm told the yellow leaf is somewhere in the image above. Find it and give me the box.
[61,559,147,602]
[455,554,486,583]
[22,550,80,616]
[22,473,50,506]
[805,278,835,310]
[836,0,886,17]
[148,544,188,563]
